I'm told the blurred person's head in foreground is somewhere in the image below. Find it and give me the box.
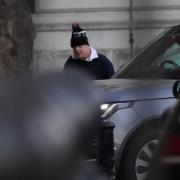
[0,71,106,180]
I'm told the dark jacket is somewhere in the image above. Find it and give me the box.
[64,53,115,80]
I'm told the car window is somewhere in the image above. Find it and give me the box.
[154,43,180,69]
[114,26,180,79]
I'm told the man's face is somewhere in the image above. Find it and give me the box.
[72,45,90,60]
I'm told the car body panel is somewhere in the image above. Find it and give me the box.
[96,79,176,103]
[111,98,177,147]
[96,78,177,148]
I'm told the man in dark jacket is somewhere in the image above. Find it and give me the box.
[64,23,115,80]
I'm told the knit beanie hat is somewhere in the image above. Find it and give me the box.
[71,23,89,48]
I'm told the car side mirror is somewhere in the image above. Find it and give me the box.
[172,80,180,98]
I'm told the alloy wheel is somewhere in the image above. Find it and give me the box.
[135,140,158,180]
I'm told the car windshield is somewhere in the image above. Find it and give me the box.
[114,25,180,79]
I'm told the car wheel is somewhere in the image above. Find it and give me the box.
[135,139,158,180]
[117,123,162,180]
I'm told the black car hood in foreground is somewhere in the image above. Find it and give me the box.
[95,79,176,103]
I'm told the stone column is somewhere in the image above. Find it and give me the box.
[0,0,35,77]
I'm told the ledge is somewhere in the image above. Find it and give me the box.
[34,5,180,13]
[33,20,179,32]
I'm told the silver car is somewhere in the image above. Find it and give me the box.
[96,24,180,180]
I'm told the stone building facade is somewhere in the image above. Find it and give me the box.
[32,0,180,73]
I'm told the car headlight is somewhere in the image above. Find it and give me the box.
[100,102,133,119]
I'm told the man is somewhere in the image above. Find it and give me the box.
[64,23,115,80]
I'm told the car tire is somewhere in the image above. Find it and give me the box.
[117,122,162,180]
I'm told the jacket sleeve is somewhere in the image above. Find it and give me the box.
[63,56,72,71]
[102,56,115,79]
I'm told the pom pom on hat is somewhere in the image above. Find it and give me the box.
[72,23,83,32]
[71,23,89,48]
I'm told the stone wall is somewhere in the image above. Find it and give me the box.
[32,0,180,73]
[0,0,35,77]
